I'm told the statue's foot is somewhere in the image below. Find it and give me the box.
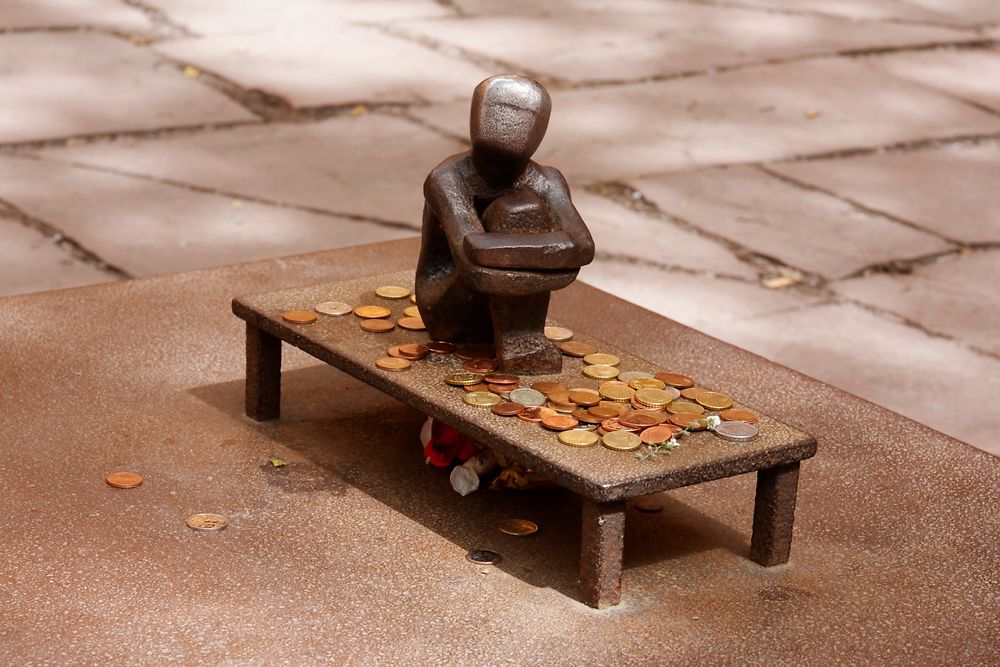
[496,333,561,375]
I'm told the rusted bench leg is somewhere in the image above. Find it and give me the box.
[750,461,801,566]
[580,499,626,609]
[245,322,281,421]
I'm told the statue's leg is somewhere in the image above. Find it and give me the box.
[489,291,561,375]
[418,272,493,345]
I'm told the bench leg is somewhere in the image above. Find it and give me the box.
[579,499,626,609]
[245,322,281,421]
[750,461,801,567]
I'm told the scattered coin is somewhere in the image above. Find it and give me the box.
[186,513,229,531]
[541,414,579,431]
[629,377,667,391]
[487,384,514,398]
[375,285,411,300]
[695,391,734,411]
[398,343,429,360]
[583,353,620,367]
[559,341,598,358]
[499,518,538,536]
[509,388,546,407]
[446,372,485,386]
[516,406,551,423]
[387,345,405,358]
[558,429,600,448]
[634,388,675,408]
[105,471,143,489]
[681,387,708,400]
[403,305,421,318]
[588,404,621,419]
[713,421,759,442]
[544,326,574,342]
[601,418,634,433]
[656,371,695,389]
[583,364,620,380]
[428,341,456,354]
[599,384,634,403]
[361,319,395,333]
[618,371,654,384]
[410,293,418,304]
[314,301,353,317]
[602,431,642,452]
[354,305,391,319]
[568,388,601,406]
[572,408,604,424]
[397,316,426,331]
[640,425,680,445]
[464,391,502,408]
[635,497,664,513]
[455,344,494,360]
[466,549,502,565]
[464,358,498,373]
[491,401,523,417]
[282,310,317,325]
[720,408,759,424]
[670,412,710,430]
[618,412,660,430]
[666,401,705,415]
[375,357,411,371]
[632,409,669,425]
[484,372,518,385]
[464,382,489,393]
[531,381,567,395]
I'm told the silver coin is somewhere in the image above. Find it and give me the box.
[315,301,352,317]
[712,421,759,442]
[619,371,655,383]
[573,423,599,431]
[466,549,502,565]
[509,388,546,407]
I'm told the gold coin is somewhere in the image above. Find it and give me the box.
[282,310,317,325]
[666,400,705,415]
[583,353,620,367]
[602,431,642,452]
[446,372,484,386]
[558,429,600,448]
[314,301,352,317]
[568,388,601,406]
[634,388,675,408]
[599,384,634,402]
[375,285,411,299]
[499,518,538,536]
[403,305,420,318]
[186,513,229,531]
[464,391,502,408]
[105,471,143,489]
[583,364,620,380]
[696,391,734,411]
[544,326,573,342]
[681,387,708,400]
[410,293,417,303]
[559,341,597,358]
[397,316,426,331]
[361,319,395,333]
[375,357,411,371]
[629,377,666,391]
[354,305,391,319]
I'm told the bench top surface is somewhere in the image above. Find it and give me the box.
[234,270,816,502]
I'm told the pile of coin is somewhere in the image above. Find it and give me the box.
[281,284,428,339]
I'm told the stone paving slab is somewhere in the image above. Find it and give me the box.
[629,165,953,279]
[0,32,255,144]
[833,250,1000,357]
[0,156,416,277]
[865,48,1000,113]
[903,0,1000,24]
[36,113,465,225]
[412,58,1000,184]
[0,215,113,297]
[769,143,1000,244]
[0,0,153,31]
[630,0,963,23]
[399,3,971,84]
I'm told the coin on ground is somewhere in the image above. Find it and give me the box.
[375,357,411,371]
[466,549,502,565]
[695,391,734,411]
[656,371,695,389]
[713,421,759,442]
[375,285,411,299]
[446,372,484,386]
[491,401,523,416]
[354,305,391,319]
[635,497,663,513]
[720,408,760,424]
[558,429,600,448]
[361,319,395,333]
[602,431,642,452]
[583,352,620,367]
[398,343,429,360]
[282,310,317,325]
[105,471,143,489]
[509,388,546,407]
[465,391,502,408]
[186,513,229,531]
[499,518,538,536]
[541,414,579,431]
[544,326,573,342]
[583,364,620,380]
[397,316,426,331]
[314,301,352,317]
[568,388,601,406]
[531,380,567,395]
[428,341,456,354]
[403,305,420,318]
[640,425,680,445]
[559,341,598,357]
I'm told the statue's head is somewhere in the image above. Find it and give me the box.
[470,75,551,179]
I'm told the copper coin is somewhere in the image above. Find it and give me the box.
[186,513,229,531]
[541,414,579,431]
[398,343,429,360]
[546,391,575,408]
[354,305,391,319]
[403,305,420,318]
[632,409,668,425]
[455,344,494,360]
[635,497,664,513]
[517,406,556,423]
[656,371,695,389]
[618,412,660,430]
[548,401,575,414]
[681,387,708,400]
[720,408,759,424]
[397,316,426,331]
[572,408,604,424]
[588,404,621,419]
[106,471,143,489]
[531,381,567,395]
[559,341,598,358]
[463,383,490,393]
[464,358,498,373]
[669,412,710,430]
[361,319,395,333]
[428,341,456,354]
[568,388,601,406]
[641,425,680,445]
[499,519,539,536]
[375,357,411,371]
[491,402,523,417]
[387,345,405,358]
[601,418,637,433]
[487,384,514,398]
[484,373,518,385]
[282,310,317,325]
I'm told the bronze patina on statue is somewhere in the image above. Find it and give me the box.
[415,75,595,375]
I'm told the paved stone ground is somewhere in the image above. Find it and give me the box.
[1,0,998,455]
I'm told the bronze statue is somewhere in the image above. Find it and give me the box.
[415,75,595,375]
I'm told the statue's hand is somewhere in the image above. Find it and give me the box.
[464,231,587,271]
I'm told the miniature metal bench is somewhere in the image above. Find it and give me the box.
[233,270,817,609]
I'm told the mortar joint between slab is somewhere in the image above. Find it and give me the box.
[120,0,195,38]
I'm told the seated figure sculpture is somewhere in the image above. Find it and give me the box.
[415,75,595,375]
